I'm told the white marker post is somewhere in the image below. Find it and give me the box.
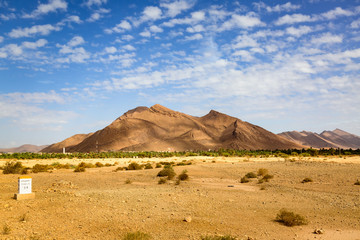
[14,176,35,200]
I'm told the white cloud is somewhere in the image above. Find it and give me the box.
[122,34,134,41]
[61,15,82,24]
[351,19,360,28]
[140,30,151,37]
[105,20,131,34]
[0,12,16,21]
[232,35,258,49]
[5,44,23,56]
[23,0,67,18]
[160,0,195,17]
[84,0,107,8]
[87,8,110,22]
[163,11,205,27]
[105,46,117,54]
[286,25,313,37]
[275,14,315,25]
[123,44,136,51]
[5,90,65,104]
[22,39,48,49]
[311,33,343,44]
[321,7,353,20]
[185,33,203,40]
[232,50,254,62]
[0,36,3,43]
[219,13,264,31]
[265,2,301,12]
[186,24,205,33]
[8,24,61,38]
[142,6,162,21]
[149,25,163,33]
[68,36,85,47]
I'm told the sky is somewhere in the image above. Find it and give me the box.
[0,0,360,148]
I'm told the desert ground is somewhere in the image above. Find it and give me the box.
[1,156,360,240]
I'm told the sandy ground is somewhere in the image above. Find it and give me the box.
[1,157,360,240]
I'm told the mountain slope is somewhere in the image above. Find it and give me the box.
[0,144,48,153]
[279,129,360,149]
[42,104,304,152]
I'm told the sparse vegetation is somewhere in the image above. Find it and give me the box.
[3,161,27,174]
[144,163,153,169]
[240,176,249,183]
[127,162,142,170]
[302,177,313,183]
[2,224,11,235]
[122,231,151,240]
[257,168,269,177]
[32,164,51,173]
[158,177,167,184]
[157,166,176,180]
[354,179,360,185]
[245,172,257,178]
[178,170,189,181]
[275,209,308,227]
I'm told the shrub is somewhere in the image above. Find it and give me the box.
[78,162,95,168]
[354,179,360,185]
[262,174,274,182]
[2,224,11,235]
[240,176,249,183]
[105,163,112,167]
[257,168,268,177]
[157,166,176,180]
[158,178,167,184]
[51,162,72,169]
[74,166,85,172]
[127,162,142,170]
[275,209,308,227]
[144,163,153,169]
[95,162,104,168]
[301,177,313,183]
[125,179,132,184]
[201,235,237,240]
[245,172,257,178]
[155,163,162,168]
[32,164,51,173]
[123,231,151,240]
[3,161,27,174]
[178,170,189,181]
[115,167,124,172]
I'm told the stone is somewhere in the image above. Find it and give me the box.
[314,229,324,234]
[184,216,192,222]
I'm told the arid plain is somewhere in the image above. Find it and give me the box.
[1,156,360,240]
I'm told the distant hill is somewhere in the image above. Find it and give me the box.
[41,104,304,153]
[0,144,48,153]
[278,129,360,149]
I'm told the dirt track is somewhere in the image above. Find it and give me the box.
[1,157,360,239]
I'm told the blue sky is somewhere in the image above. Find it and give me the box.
[1,0,360,148]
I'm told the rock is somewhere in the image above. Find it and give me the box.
[314,228,324,234]
[184,216,192,222]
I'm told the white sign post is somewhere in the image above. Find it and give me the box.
[14,176,35,200]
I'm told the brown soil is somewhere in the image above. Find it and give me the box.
[1,157,360,240]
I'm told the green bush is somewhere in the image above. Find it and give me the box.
[3,161,27,174]
[275,209,308,226]
[245,172,257,178]
[157,166,176,180]
[123,231,151,240]
[127,162,142,170]
[301,177,313,183]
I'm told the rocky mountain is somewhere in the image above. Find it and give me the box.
[0,144,48,153]
[42,104,303,153]
[278,129,360,149]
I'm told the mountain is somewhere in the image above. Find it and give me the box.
[0,144,48,153]
[41,104,304,153]
[278,129,360,149]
